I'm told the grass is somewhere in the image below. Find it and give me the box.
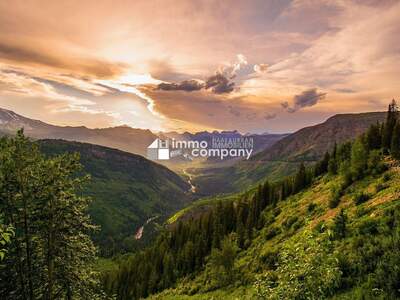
[151,165,400,299]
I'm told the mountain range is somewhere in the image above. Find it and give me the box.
[191,112,387,196]
[0,108,287,161]
[0,107,388,250]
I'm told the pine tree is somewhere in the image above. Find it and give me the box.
[382,99,398,151]
[390,121,400,159]
[350,137,368,180]
[294,163,306,193]
[332,209,347,239]
[366,122,382,150]
[0,131,104,299]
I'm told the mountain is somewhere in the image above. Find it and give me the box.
[38,139,191,255]
[192,112,387,196]
[162,130,287,155]
[0,108,157,156]
[105,124,400,299]
[0,108,286,160]
[252,112,386,162]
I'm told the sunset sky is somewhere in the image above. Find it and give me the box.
[0,0,399,133]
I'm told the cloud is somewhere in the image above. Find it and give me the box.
[0,42,126,78]
[264,112,277,120]
[157,79,204,92]
[156,72,236,94]
[231,54,248,76]
[282,88,326,113]
[205,73,235,94]
[254,64,269,74]
[155,54,248,94]
[140,86,285,132]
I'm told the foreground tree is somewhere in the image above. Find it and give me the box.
[0,131,104,299]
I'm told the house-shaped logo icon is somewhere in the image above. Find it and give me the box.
[147,138,170,160]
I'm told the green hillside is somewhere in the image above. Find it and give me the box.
[192,112,386,197]
[103,104,400,299]
[152,163,400,299]
[38,139,191,255]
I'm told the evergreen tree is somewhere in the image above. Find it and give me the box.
[390,121,400,159]
[366,122,382,150]
[382,99,398,151]
[350,137,368,180]
[294,163,306,193]
[328,143,338,175]
[332,209,347,239]
[0,131,104,299]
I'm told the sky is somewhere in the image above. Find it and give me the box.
[0,0,399,133]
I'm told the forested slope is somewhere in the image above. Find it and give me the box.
[103,102,400,299]
[39,139,191,255]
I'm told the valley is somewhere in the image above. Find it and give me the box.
[1,104,399,299]
[1,2,399,299]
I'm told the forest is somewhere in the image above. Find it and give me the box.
[1,101,400,299]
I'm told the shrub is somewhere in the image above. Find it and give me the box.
[273,207,281,217]
[313,221,326,233]
[367,150,387,175]
[282,216,298,230]
[265,226,280,240]
[375,183,386,193]
[353,192,370,205]
[260,249,279,270]
[382,172,391,182]
[307,202,317,214]
[358,218,379,235]
[332,209,347,239]
[329,185,343,208]
[254,230,341,299]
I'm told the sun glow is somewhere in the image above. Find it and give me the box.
[96,72,163,117]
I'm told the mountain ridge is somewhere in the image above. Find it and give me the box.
[38,138,192,255]
[191,111,387,196]
[0,107,287,158]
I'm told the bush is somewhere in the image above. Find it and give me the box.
[358,218,379,235]
[260,249,279,270]
[254,230,341,299]
[265,226,280,240]
[367,150,387,175]
[375,182,386,193]
[382,172,391,182]
[273,207,281,217]
[313,221,326,233]
[353,192,370,205]
[307,202,317,214]
[329,185,343,208]
[282,216,298,230]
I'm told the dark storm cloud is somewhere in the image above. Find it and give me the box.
[0,43,126,78]
[156,73,235,94]
[157,79,204,92]
[205,73,235,94]
[282,88,326,113]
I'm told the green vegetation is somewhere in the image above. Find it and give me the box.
[39,139,191,256]
[103,101,400,299]
[0,219,13,261]
[0,131,105,299]
[1,102,399,299]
